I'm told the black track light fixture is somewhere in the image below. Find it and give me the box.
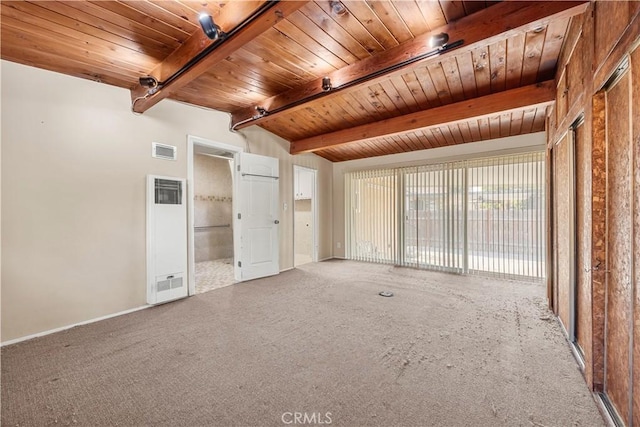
[199,13,225,41]
[139,76,158,88]
[322,76,332,92]
[429,32,450,49]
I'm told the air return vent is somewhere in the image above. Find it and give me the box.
[152,142,177,161]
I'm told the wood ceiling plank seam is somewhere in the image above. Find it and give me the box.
[329,140,359,159]
[471,45,492,96]
[0,21,152,76]
[392,0,430,38]
[537,17,571,82]
[454,51,478,99]
[413,66,443,107]
[422,129,442,148]
[346,88,388,121]
[438,124,457,145]
[119,0,199,34]
[222,55,301,93]
[340,1,401,49]
[314,0,386,55]
[314,150,340,162]
[311,95,362,126]
[403,131,425,150]
[362,139,389,156]
[415,0,448,31]
[299,2,372,60]
[457,121,473,143]
[499,112,512,138]
[169,93,238,112]
[182,78,268,106]
[378,79,413,115]
[261,117,309,141]
[148,0,212,28]
[244,32,328,81]
[386,136,411,155]
[520,108,537,134]
[274,19,349,69]
[407,129,426,148]
[413,130,435,150]
[430,127,449,147]
[391,134,415,152]
[0,8,159,71]
[398,71,433,110]
[488,115,501,139]
[58,0,181,49]
[448,124,465,144]
[338,92,374,122]
[300,106,338,133]
[520,28,547,86]
[510,110,525,136]
[366,82,403,116]
[385,75,423,113]
[205,60,292,96]
[33,1,178,57]
[89,0,191,42]
[177,84,259,109]
[439,0,467,24]
[14,1,170,60]
[188,70,273,98]
[286,11,361,64]
[0,44,134,87]
[328,95,368,124]
[488,39,507,93]
[282,109,330,137]
[365,0,413,43]
[439,55,466,102]
[426,62,455,105]
[263,26,341,75]
[505,32,526,90]
[304,103,355,133]
[531,107,547,132]
[227,50,301,91]
[179,0,228,21]
[477,117,491,140]
[467,119,482,141]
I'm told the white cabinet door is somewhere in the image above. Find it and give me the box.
[237,152,280,281]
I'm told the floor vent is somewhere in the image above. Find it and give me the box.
[152,142,177,161]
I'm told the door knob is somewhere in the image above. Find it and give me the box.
[274,220,280,224]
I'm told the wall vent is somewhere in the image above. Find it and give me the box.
[152,142,177,161]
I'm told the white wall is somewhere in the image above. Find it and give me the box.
[1,61,332,342]
[331,133,546,258]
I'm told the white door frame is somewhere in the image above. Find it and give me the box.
[187,135,244,295]
[293,165,319,265]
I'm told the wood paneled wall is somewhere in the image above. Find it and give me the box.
[548,2,640,426]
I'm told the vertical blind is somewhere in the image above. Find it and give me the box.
[345,152,546,280]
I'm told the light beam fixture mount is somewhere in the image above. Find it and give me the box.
[322,76,332,91]
[429,32,450,49]
[199,13,225,40]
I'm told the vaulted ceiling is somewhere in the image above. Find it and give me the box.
[1,1,588,161]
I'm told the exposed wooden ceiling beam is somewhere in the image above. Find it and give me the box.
[290,80,556,154]
[131,1,307,114]
[231,1,588,130]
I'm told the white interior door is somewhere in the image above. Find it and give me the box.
[237,152,280,281]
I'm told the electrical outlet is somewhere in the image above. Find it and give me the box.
[337,242,341,249]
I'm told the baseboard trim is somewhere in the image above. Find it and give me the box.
[1,305,151,347]
[280,267,295,272]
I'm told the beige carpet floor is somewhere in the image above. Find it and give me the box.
[1,260,604,426]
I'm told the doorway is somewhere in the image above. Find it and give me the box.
[187,136,243,295]
[293,166,318,267]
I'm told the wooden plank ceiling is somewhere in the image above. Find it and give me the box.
[0,1,588,161]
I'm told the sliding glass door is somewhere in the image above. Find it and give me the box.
[345,152,546,281]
